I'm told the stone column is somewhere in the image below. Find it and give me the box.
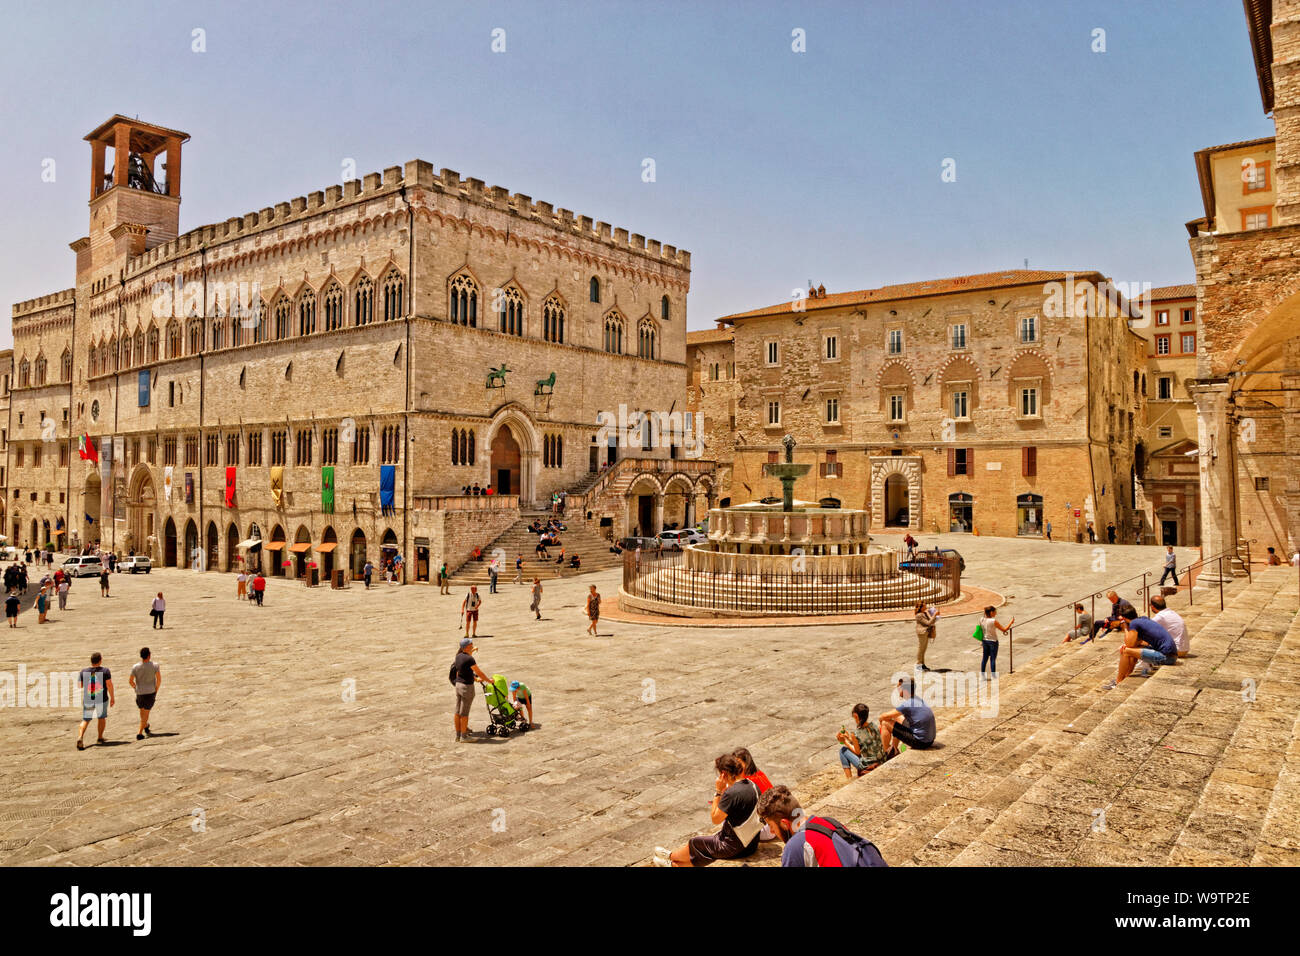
[1189,379,1235,580]
[654,495,664,535]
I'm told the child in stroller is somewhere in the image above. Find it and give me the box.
[482,674,530,737]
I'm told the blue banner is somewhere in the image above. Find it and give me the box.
[138,370,150,407]
[380,465,396,515]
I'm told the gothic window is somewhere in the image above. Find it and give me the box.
[230,315,244,348]
[122,334,133,367]
[134,329,145,362]
[295,428,313,466]
[498,286,524,336]
[148,325,160,362]
[211,320,224,350]
[273,296,292,340]
[298,289,316,336]
[60,349,71,382]
[543,295,565,344]
[323,280,344,331]
[381,424,401,464]
[603,312,624,354]
[32,355,46,387]
[661,295,670,322]
[188,319,203,354]
[543,434,564,468]
[252,299,268,343]
[382,269,404,321]
[270,429,287,467]
[352,426,370,465]
[449,274,478,327]
[638,319,657,359]
[355,275,374,326]
[589,276,600,303]
[166,321,182,358]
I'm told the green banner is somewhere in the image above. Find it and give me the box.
[322,466,335,514]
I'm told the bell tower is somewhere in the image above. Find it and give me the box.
[72,115,189,284]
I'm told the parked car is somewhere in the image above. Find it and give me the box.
[658,529,706,549]
[120,555,153,574]
[62,555,104,577]
[901,548,966,573]
[619,536,661,552]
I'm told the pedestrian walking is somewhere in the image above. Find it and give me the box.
[1106,523,1116,544]
[237,571,248,600]
[1045,520,1053,542]
[363,560,374,590]
[99,566,110,598]
[488,560,499,594]
[58,576,70,611]
[461,585,482,638]
[150,592,166,628]
[37,586,49,624]
[438,561,450,594]
[252,573,266,606]
[555,547,565,578]
[5,589,18,627]
[1159,546,1179,586]
[1086,522,1096,544]
[514,553,523,585]
[586,584,601,636]
[914,601,938,670]
[530,577,543,620]
[129,647,161,741]
[76,652,114,750]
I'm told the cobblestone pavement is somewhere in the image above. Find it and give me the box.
[0,536,1197,866]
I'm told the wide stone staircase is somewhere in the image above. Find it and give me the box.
[715,565,1300,866]
[447,512,624,586]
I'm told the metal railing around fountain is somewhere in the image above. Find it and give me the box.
[622,549,962,614]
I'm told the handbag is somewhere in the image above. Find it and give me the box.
[972,622,984,642]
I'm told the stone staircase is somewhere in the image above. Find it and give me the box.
[447,512,623,586]
[713,566,1300,865]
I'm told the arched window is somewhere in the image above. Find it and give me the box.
[543,294,565,344]
[661,295,670,322]
[230,315,244,347]
[99,342,108,375]
[188,319,203,354]
[134,329,145,363]
[451,428,460,466]
[122,334,133,367]
[589,276,601,303]
[449,274,478,327]
[381,424,402,464]
[252,299,268,343]
[34,354,47,386]
[382,269,404,321]
[84,350,94,380]
[147,325,160,362]
[603,312,624,354]
[298,290,316,336]
[322,281,344,331]
[61,349,72,382]
[638,319,657,359]
[466,429,475,465]
[355,275,374,326]
[451,428,476,466]
[272,296,291,340]
[166,321,182,358]
[210,320,224,351]
[498,286,524,336]
[543,434,564,468]
[106,337,116,372]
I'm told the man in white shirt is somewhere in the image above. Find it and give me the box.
[1149,595,1188,657]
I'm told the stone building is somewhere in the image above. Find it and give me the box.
[1186,0,1300,567]
[7,115,711,580]
[0,349,9,541]
[705,271,1147,541]
[686,327,736,504]
[1130,285,1202,546]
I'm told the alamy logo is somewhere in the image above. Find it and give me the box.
[0,666,82,708]
[49,886,151,936]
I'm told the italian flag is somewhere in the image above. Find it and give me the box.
[78,434,98,465]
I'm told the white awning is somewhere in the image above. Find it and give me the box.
[236,538,263,548]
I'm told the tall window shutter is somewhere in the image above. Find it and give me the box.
[967,448,975,473]
[1025,446,1037,477]
[947,448,955,477]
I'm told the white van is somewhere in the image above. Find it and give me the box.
[62,555,104,577]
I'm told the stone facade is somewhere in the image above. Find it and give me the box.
[705,271,1146,541]
[685,328,736,504]
[7,116,693,580]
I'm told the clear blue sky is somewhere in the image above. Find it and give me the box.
[0,0,1275,348]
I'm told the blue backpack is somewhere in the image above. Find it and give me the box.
[803,816,889,867]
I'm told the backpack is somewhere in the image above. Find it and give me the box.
[448,661,459,686]
[803,816,889,867]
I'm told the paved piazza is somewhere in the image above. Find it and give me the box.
[0,536,1197,866]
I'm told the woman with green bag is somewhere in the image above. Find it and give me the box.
[979,605,1014,679]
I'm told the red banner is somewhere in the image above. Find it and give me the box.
[225,466,237,508]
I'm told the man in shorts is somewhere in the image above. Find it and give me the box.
[461,585,481,638]
[878,677,936,756]
[76,652,114,750]
[129,647,162,741]
[1103,615,1179,689]
[450,637,490,741]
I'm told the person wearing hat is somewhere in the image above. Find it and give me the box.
[509,680,534,728]
[450,637,490,741]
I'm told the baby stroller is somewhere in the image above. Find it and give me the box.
[482,674,529,737]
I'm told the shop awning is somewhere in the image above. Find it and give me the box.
[264,541,286,551]
[289,542,312,553]
[236,538,263,549]
[54,529,66,536]
[316,542,338,552]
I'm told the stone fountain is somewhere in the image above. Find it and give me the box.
[764,434,810,514]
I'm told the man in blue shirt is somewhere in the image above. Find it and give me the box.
[1103,616,1178,689]
[878,678,936,756]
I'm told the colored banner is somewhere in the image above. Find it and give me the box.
[184,472,194,504]
[270,466,284,508]
[225,467,237,508]
[78,433,98,464]
[322,466,335,514]
[380,465,395,516]
[163,466,173,502]
[101,457,112,526]
[138,370,150,407]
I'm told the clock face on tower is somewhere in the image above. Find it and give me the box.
[90,400,100,421]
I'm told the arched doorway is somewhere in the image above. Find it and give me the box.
[627,475,663,536]
[350,529,367,579]
[29,519,38,550]
[292,525,312,578]
[490,424,521,496]
[246,521,265,574]
[320,527,337,580]
[662,475,693,529]
[163,517,178,567]
[207,521,219,571]
[41,520,51,548]
[83,472,102,547]
[226,523,240,572]
[381,528,399,579]
[884,475,909,527]
[268,524,286,576]
[184,519,199,569]
[127,466,157,560]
